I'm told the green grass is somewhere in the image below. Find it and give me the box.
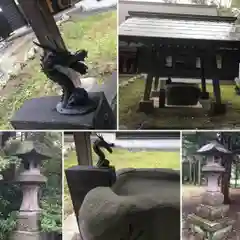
[64,148,180,217]
[232,0,240,7]
[119,78,240,129]
[0,11,117,129]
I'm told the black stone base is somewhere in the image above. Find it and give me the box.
[65,165,116,225]
[159,89,166,108]
[209,102,227,116]
[11,92,116,130]
[139,100,154,113]
[200,91,210,100]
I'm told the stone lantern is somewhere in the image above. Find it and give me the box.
[188,141,235,240]
[7,141,52,240]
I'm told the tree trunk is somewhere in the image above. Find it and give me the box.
[219,133,233,204]
[221,156,232,204]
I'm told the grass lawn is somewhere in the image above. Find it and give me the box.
[0,11,117,129]
[64,148,180,218]
[119,77,240,129]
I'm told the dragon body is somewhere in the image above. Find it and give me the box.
[93,134,114,167]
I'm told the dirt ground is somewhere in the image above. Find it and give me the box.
[182,185,240,239]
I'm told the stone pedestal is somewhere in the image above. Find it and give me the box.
[13,170,46,240]
[11,93,116,130]
[188,213,234,240]
[12,211,41,240]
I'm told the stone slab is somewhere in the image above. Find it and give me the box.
[188,214,235,232]
[16,212,40,232]
[212,225,233,240]
[11,93,116,130]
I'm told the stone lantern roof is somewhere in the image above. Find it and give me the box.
[196,141,232,157]
[4,140,52,184]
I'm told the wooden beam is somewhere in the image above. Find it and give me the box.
[73,132,93,165]
[46,0,54,13]
[17,0,66,51]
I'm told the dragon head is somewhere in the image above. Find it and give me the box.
[96,134,115,153]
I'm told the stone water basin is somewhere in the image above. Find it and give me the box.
[79,168,180,240]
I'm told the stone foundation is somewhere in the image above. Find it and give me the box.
[11,231,41,240]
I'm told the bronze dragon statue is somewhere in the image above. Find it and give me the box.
[93,134,114,167]
[34,42,97,115]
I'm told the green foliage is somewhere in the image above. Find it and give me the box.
[182,132,216,158]
[0,137,22,179]
[40,155,62,233]
[0,155,20,176]
[33,132,63,233]
[0,211,18,240]
[0,183,21,240]
[40,199,62,233]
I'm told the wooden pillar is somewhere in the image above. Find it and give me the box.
[151,75,160,98]
[200,57,209,99]
[189,159,192,183]
[139,73,154,113]
[73,132,93,165]
[209,51,226,115]
[143,74,154,101]
[46,0,54,13]
[211,78,226,115]
[198,158,201,185]
[213,79,222,104]
[17,0,66,51]
[154,75,159,91]
[159,80,166,108]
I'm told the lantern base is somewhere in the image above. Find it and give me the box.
[202,191,224,206]
[12,209,41,240]
[196,204,229,221]
[188,214,234,240]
